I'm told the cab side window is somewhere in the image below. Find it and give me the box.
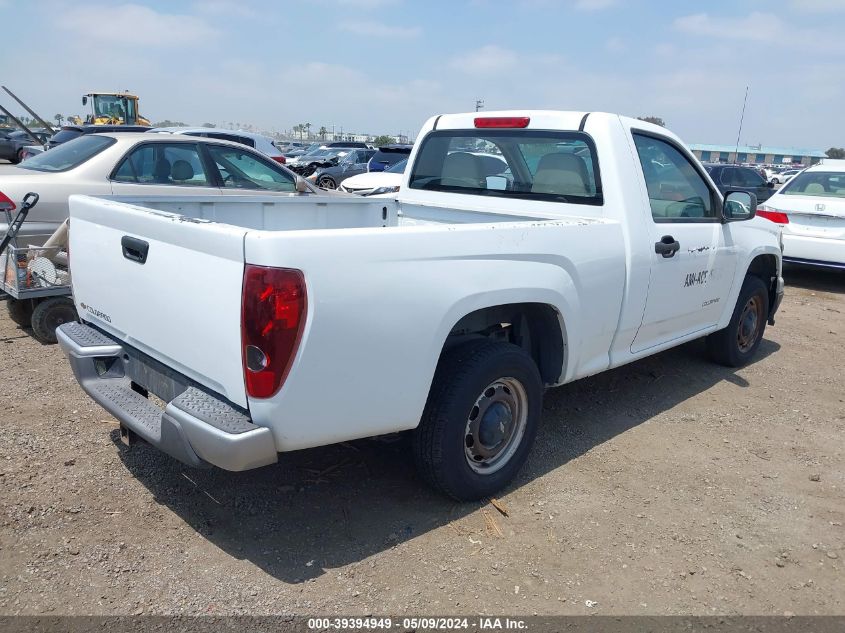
[206,145,296,192]
[633,133,715,222]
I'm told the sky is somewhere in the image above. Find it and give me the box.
[1,0,844,148]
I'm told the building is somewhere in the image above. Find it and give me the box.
[689,143,827,166]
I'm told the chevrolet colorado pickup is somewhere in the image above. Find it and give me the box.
[57,111,784,500]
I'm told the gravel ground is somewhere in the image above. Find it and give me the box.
[0,266,843,616]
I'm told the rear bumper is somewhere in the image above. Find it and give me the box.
[782,234,845,268]
[57,322,277,471]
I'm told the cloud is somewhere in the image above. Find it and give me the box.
[57,3,218,46]
[338,20,421,37]
[673,12,783,41]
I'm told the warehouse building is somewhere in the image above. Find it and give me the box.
[689,143,827,166]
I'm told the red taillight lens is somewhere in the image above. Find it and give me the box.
[757,208,789,224]
[241,265,307,399]
[272,155,286,164]
[0,191,16,211]
[474,116,530,128]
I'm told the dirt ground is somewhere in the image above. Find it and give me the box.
[0,266,843,617]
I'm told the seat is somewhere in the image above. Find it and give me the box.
[441,152,485,188]
[171,160,195,183]
[803,183,826,194]
[152,158,172,184]
[531,153,590,196]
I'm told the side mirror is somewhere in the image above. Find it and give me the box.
[82,96,87,106]
[722,190,757,222]
[767,181,774,188]
[295,177,309,193]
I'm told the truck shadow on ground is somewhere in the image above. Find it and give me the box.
[114,337,780,585]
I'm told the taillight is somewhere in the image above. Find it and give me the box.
[474,116,530,128]
[0,191,16,211]
[272,155,286,164]
[241,265,307,399]
[757,206,789,224]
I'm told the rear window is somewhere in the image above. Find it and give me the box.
[409,130,602,205]
[49,128,83,144]
[19,135,115,172]
[386,158,408,173]
[780,171,845,198]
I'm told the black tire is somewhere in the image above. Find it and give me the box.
[30,297,77,344]
[706,275,769,367]
[6,299,34,327]
[11,149,23,165]
[412,339,543,501]
[318,176,336,190]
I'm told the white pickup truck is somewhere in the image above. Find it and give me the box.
[57,111,784,500]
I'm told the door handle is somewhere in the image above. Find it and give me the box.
[121,235,149,264]
[655,235,680,258]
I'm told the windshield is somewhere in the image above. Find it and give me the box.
[49,128,83,144]
[19,135,115,172]
[780,171,845,198]
[386,158,408,173]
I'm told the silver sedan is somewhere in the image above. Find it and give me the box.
[0,132,321,241]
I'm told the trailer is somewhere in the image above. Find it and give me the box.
[1,194,76,343]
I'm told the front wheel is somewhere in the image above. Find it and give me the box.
[318,176,336,190]
[706,275,769,367]
[413,339,543,501]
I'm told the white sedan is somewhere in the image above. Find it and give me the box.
[338,158,406,196]
[757,160,845,269]
[0,132,317,241]
[771,168,802,185]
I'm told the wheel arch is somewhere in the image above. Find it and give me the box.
[443,301,567,386]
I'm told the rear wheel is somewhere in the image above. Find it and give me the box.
[706,275,769,367]
[12,149,24,164]
[6,299,34,327]
[30,297,77,344]
[413,339,543,501]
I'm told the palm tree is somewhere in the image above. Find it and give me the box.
[54,114,63,127]
[305,122,311,139]
[318,126,327,140]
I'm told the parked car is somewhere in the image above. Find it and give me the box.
[324,141,369,149]
[150,127,286,163]
[285,147,354,177]
[771,168,802,185]
[57,110,782,500]
[0,132,319,243]
[703,163,775,203]
[45,124,150,149]
[0,129,52,164]
[339,158,407,195]
[757,160,845,269]
[368,144,412,172]
[306,148,376,189]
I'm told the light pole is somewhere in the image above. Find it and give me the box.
[475,99,484,112]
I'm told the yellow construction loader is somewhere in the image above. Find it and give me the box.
[68,92,150,126]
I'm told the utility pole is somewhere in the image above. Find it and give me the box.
[475,99,484,112]
[734,86,749,164]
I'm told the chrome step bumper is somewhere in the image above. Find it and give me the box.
[57,322,277,471]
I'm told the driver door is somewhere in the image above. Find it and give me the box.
[110,142,222,197]
[631,133,739,353]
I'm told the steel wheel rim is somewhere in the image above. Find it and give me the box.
[464,377,528,475]
[737,296,762,352]
[320,178,336,189]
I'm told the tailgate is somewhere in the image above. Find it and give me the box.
[68,195,249,407]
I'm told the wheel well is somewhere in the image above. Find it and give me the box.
[445,303,565,385]
[746,254,778,305]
